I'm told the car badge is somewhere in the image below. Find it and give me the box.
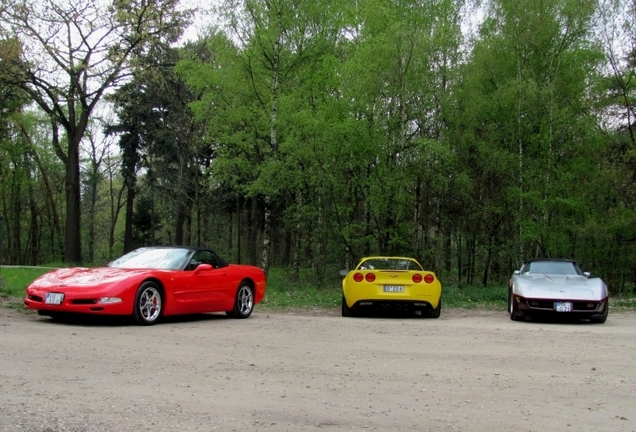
[390,274,398,278]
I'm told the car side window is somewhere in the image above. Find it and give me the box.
[187,250,220,270]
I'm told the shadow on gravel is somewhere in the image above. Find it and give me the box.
[517,315,605,325]
[33,312,230,327]
[349,310,429,319]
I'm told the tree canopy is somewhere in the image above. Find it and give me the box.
[1,0,636,292]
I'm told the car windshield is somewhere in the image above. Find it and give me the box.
[525,261,581,275]
[358,258,423,271]
[109,248,191,270]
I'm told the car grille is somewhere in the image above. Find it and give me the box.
[28,295,43,302]
[572,302,599,311]
[70,299,98,305]
[526,299,600,311]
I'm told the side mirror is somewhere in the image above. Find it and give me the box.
[513,270,520,275]
[583,271,591,278]
[194,263,213,274]
[338,269,348,277]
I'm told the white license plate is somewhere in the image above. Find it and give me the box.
[383,285,404,293]
[555,301,572,312]
[45,293,65,305]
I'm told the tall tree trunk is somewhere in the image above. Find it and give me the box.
[247,198,258,265]
[291,191,302,282]
[123,181,136,253]
[87,180,97,263]
[516,43,524,265]
[63,133,83,263]
[27,163,39,265]
[261,198,272,274]
[19,125,64,260]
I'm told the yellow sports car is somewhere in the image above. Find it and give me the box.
[339,256,442,318]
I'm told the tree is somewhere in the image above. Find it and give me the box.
[108,43,204,251]
[0,0,192,263]
[451,0,603,283]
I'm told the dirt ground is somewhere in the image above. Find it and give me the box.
[0,306,635,432]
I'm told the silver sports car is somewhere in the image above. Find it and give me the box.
[508,259,608,323]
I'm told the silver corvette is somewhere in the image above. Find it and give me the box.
[508,259,608,323]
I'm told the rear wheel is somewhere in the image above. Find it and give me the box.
[227,283,254,319]
[341,295,355,317]
[509,288,524,321]
[133,281,163,326]
[425,298,441,318]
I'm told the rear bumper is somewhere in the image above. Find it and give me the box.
[349,299,436,313]
[344,283,442,310]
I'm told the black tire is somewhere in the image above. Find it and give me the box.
[342,295,353,317]
[509,288,524,321]
[589,300,609,324]
[133,281,163,326]
[426,298,442,318]
[227,282,254,319]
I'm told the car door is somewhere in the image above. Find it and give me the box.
[185,250,231,312]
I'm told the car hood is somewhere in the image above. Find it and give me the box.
[31,267,158,288]
[515,274,602,299]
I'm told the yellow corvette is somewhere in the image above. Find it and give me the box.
[339,256,442,318]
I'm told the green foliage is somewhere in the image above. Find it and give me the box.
[441,284,507,309]
[0,267,54,298]
[260,268,342,310]
[3,0,636,296]
[2,266,634,314]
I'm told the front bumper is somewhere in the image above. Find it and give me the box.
[512,294,607,318]
[24,293,131,315]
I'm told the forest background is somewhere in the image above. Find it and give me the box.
[0,0,635,294]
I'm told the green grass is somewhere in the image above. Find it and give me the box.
[0,266,57,311]
[260,267,342,310]
[262,267,510,310]
[441,284,508,309]
[610,296,636,309]
[0,267,56,298]
[1,265,634,312]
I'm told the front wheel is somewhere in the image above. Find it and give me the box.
[509,288,524,322]
[133,281,163,326]
[589,300,609,324]
[227,283,254,319]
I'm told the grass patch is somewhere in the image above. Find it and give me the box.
[262,267,510,310]
[1,265,634,313]
[0,267,55,298]
[0,266,57,311]
[260,267,341,310]
[442,284,508,309]
[610,296,636,309]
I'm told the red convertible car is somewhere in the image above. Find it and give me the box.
[24,246,267,325]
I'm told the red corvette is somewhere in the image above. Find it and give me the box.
[24,246,267,325]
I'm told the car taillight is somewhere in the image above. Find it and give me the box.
[353,273,364,282]
[412,274,422,283]
[424,274,435,284]
[365,273,376,282]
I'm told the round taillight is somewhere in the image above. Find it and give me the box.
[353,273,364,282]
[412,274,422,283]
[365,273,376,282]
[424,274,435,284]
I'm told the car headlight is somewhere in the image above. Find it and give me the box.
[98,297,122,304]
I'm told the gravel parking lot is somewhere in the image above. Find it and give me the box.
[1,307,635,432]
